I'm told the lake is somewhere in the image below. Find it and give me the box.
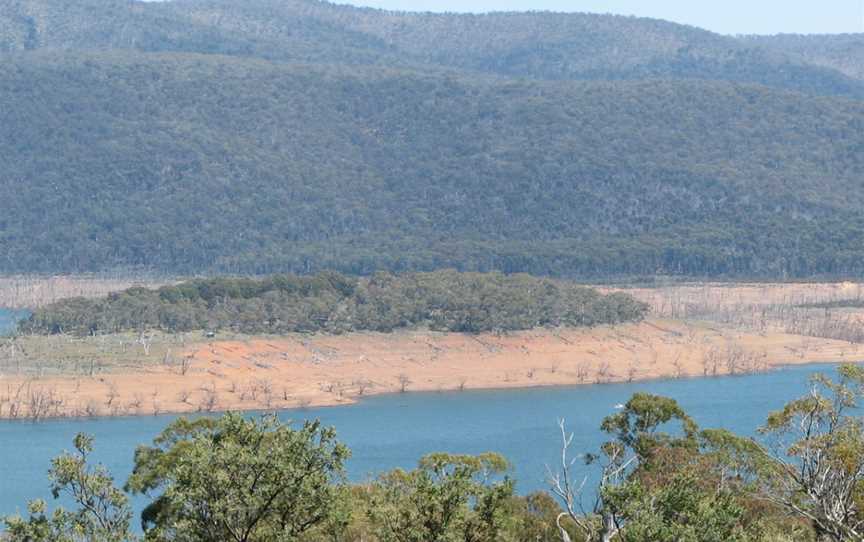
[0,308,27,337]
[0,362,840,521]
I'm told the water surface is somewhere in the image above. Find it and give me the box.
[0,363,839,520]
[0,308,27,337]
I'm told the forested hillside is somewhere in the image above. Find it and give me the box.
[1,0,863,279]
[2,0,863,97]
[748,34,864,81]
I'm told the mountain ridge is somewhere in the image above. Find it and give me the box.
[2,0,863,98]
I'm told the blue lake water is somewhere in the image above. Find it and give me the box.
[0,308,27,337]
[0,362,841,522]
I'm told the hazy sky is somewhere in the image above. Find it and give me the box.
[341,0,864,35]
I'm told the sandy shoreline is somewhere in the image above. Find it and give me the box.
[1,318,861,420]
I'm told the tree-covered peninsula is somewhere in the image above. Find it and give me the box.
[20,271,649,336]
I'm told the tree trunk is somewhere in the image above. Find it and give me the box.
[600,512,617,542]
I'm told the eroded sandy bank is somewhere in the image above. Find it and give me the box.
[1,319,861,419]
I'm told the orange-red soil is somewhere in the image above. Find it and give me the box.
[2,319,861,419]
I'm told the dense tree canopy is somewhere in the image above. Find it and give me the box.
[0,1,863,279]
[1,52,864,278]
[2,0,862,98]
[126,413,349,541]
[19,271,649,335]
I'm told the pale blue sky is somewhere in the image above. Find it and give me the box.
[341,0,864,35]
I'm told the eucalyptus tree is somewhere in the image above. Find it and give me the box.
[550,393,771,542]
[368,452,514,542]
[3,434,135,542]
[125,413,349,542]
[756,364,864,541]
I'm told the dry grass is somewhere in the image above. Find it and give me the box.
[0,274,171,309]
[0,331,194,377]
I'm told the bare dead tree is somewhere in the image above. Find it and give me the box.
[354,379,372,396]
[200,388,218,413]
[178,355,193,376]
[7,399,20,419]
[138,331,152,356]
[725,341,745,375]
[626,358,639,383]
[105,382,119,408]
[576,362,590,384]
[84,400,100,418]
[323,382,337,394]
[397,374,412,393]
[701,347,721,377]
[27,387,62,421]
[177,389,191,405]
[127,394,143,414]
[671,353,684,379]
[240,381,259,401]
[595,362,611,384]
[547,419,634,542]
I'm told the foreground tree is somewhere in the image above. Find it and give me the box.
[550,394,698,541]
[3,433,135,542]
[756,364,864,541]
[125,413,349,542]
[551,393,774,542]
[368,452,514,542]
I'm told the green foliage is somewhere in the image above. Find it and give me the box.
[552,395,779,541]
[0,17,862,279]
[603,469,755,542]
[600,393,698,459]
[2,0,862,97]
[368,452,515,542]
[757,364,864,541]
[125,413,349,542]
[20,271,649,335]
[3,433,135,542]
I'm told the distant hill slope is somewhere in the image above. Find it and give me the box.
[2,52,863,278]
[1,0,864,279]
[0,0,405,65]
[746,34,864,82]
[1,0,863,99]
